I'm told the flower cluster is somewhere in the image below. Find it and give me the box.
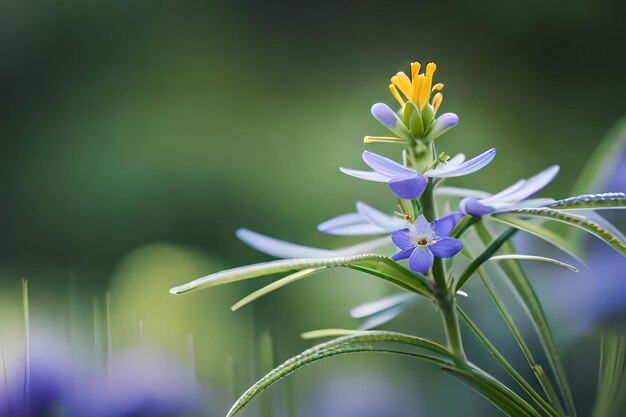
[234,61,558,274]
[170,60,626,417]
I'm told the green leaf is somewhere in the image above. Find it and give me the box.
[547,193,626,210]
[488,215,584,261]
[593,333,626,417]
[494,207,626,256]
[226,332,453,417]
[489,254,578,272]
[571,117,626,195]
[474,222,578,417]
[231,268,324,311]
[169,254,432,298]
[455,228,517,291]
[447,367,543,417]
[458,308,560,417]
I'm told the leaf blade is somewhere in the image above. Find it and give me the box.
[169,254,432,297]
[494,207,626,256]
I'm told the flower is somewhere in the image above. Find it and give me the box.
[389,62,442,111]
[391,213,464,273]
[459,165,560,216]
[340,149,496,200]
[366,61,459,142]
[317,201,405,236]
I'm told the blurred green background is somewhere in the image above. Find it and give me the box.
[0,1,624,416]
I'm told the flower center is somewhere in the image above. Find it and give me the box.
[388,62,444,112]
[417,238,428,246]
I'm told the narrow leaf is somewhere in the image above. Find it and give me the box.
[489,255,578,272]
[547,193,626,210]
[231,268,324,311]
[455,228,517,291]
[474,222,578,417]
[593,333,626,417]
[170,254,432,297]
[489,215,585,262]
[226,332,453,417]
[571,117,626,195]
[495,207,626,256]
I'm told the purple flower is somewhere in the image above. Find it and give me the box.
[340,149,496,200]
[459,165,560,216]
[317,201,405,236]
[391,213,464,273]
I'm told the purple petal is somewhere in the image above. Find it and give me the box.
[388,175,428,199]
[362,151,416,178]
[391,248,414,261]
[424,148,496,178]
[413,214,431,231]
[427,112,459,139]
[429,237,464,258]
[356,201,405,231]
[459,198,496,217]
[236,229,334,258]
[317,212,388,236]
[409,247,434,273]
[371,103,399,130]
[391,229,414,250]
[497,165,560,203]
[431,211,464,237]
[339,167,389,182]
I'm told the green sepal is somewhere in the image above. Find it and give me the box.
[421,104,435,136]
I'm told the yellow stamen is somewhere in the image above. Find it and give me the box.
[432,83,444,92]
[388,84,405,108]
[432,92,443,113]
[364,136,407,144]
[410,62,421,99]
[390,72,412,98]
[410,62,421,80]
[419,63,437,108]
[414,74,426,108]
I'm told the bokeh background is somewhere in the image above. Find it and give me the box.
[0,1,625,416]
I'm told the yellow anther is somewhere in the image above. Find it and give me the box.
[389,84,405,108]
[410,62,421,81]
[432,83,444,92]
[432,92,443,113]
[391,72,412,98]
[419,63,437,108]
[414,74,426,108]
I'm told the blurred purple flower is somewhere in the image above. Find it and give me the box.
[0,337,71,416]
[391,213,463,273]
[71,349,201,417]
